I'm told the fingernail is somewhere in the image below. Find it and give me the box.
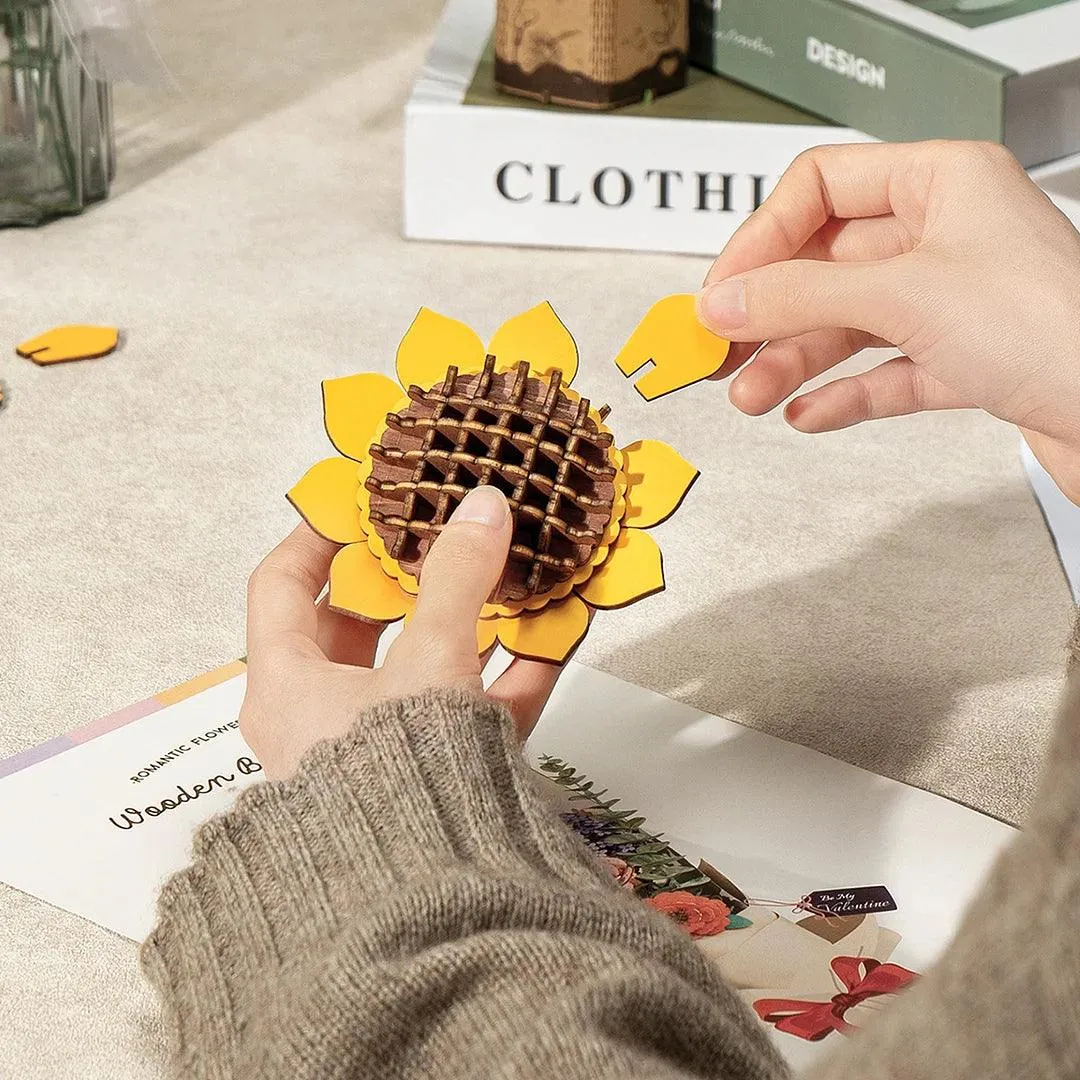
[449,485,510,528]
[698,280,747,330]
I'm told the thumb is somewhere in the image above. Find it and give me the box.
[408,485,512,659]
[697,255,920,346]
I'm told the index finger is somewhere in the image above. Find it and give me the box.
[488,656,563,741]
[704,142,927,286]
[247,523,339,660]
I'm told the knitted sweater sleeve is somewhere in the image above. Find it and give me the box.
[143,623,1080,1080]
[141,688,787,1080]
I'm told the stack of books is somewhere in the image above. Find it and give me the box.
[403,0,1080,256]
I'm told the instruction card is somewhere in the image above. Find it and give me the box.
[0,657,1017,1068]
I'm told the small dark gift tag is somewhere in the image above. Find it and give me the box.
[806,886,897,917]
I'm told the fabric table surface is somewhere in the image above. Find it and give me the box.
[2,2,1078,1076]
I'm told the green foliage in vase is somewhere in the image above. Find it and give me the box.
[1,0,112,225]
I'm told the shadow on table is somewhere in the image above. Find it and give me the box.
[592,487,1069,815]
[111,0,443,192]
[1038,156,1080,204]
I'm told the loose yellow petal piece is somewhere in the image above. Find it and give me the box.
[577,529,665,609]
[16,324,118,365]
[322,373,404,461]
[328,542,413,623]
[496,595,590,664]
[614,294,729,401]
[487,301,578,384]
[286,457,366,544]
[396,308,486,390]
[621,439,700,528]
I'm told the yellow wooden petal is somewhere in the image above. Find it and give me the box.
[576,529,665,610]
[16,324,118,365]
[396,307,486,390]
[614,294,729,401]
[496,594,590,664]
[322,373,404,461]
[476,617,499,654]
[328,542,413,622]
[287,457,366,544]
[487,301,578,384]
[621,439,699,528]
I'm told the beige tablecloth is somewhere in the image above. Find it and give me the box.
[2,2,1077,1075]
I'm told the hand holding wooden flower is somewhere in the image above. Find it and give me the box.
[287,302,699,663]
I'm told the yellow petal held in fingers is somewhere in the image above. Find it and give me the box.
[328,542,414,623]
[496,594,590,664]
[322,373,404,461]
[287,457,366,544]
[621,440,700,528]
[16,324,119,365]
[614,294,729,401]
[487,301,578,384]
[577,529,665,609]
[396,308,486,391]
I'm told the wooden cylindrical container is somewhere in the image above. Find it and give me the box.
[495,0,688,110]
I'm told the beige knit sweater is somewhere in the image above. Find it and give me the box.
[143,624,1080,1079]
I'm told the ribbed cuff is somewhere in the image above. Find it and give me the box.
[140,689,611,1079]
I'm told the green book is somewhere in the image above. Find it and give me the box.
[689,0,1080,165]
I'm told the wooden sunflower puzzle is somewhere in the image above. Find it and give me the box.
[287,300,712,664]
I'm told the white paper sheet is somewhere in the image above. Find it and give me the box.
[0,658,1016,1069]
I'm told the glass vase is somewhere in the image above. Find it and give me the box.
[1,0,115,226]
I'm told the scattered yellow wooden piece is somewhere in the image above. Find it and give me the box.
[621,439,700,528]
[614,294,729,400]
[328,542,414,623]
[286,457,366,545]
[577,529,665,610]
[16,325,119,365]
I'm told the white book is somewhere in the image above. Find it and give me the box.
[403,0,875,257]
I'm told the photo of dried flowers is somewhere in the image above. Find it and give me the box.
[539,757,920,1044]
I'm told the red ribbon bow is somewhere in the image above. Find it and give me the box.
[752,956,918,1042]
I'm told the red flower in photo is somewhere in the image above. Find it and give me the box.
[647,891,731,937]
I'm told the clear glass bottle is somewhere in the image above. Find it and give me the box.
[1,0,115,226]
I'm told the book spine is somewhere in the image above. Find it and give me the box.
[403,100,873,257]
[689,0,1012,147]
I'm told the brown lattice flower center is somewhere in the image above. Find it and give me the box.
[366,355,617,603]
